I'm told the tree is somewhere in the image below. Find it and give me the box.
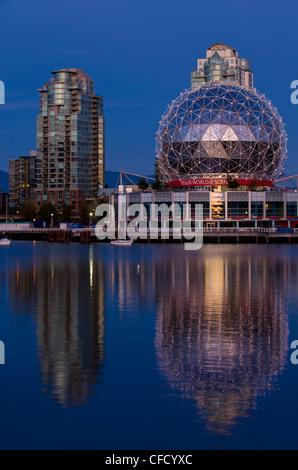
[154,160,160,180]
[79,202,90,225]
[91,197,110,222]
[39,201,57,223]
[227,175,240,190]
[138,178,149,191]
[60,203,72,222]
[20,201,37,221]
[152,160,163,191]
[95,196,109,207]
[151,179,163,191]
[248,179,258,191]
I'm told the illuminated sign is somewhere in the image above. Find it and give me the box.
[169,178,274,188]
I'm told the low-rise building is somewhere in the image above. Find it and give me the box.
[109,186,298,229]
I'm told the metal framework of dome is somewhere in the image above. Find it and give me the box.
[156,82,287,182]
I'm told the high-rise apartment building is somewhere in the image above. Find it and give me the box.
[191,43,254,90]
[35,69,105,212]
[9,151,37,211]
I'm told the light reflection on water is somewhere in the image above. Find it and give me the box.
[3,243,298,440]
[8,245,105,408]
[154,251,290,434]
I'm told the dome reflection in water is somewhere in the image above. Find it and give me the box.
[154,247,289,435]
[7,243,293,436]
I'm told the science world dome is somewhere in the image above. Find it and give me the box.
[156,82,287,182]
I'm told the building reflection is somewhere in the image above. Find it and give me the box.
[154,250,291,434]
[7,244,296,429]
[9,259,38,310]
[9,247,105,408]
[107,252,156,316]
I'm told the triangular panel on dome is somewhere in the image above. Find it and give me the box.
[226,159,239,173]
[222,126,239,141]
[212,124,229,140]
[271,128,281,144]
[201,141,228,159]
[228,113,242,126]
[258,128,270,143]
[215,109,231,125]
[180,126,194,143]
[197,142,210,158]
[184,124,209,142]
[237,143,248,159]
[201,125,219,142]
[241,141,253,158]
[248,124,261,141]
[229,142,243,158]
[234,125,257,142]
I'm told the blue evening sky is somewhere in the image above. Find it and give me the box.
[0,0,297,176]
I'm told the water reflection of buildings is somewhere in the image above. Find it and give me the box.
[10,247,105,408]
[154,251,291,434]
[107,253,156,315]
[8,244,296,429]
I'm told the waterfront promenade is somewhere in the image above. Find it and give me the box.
[2,226,298,244]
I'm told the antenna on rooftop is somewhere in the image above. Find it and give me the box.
[120,152,123,186]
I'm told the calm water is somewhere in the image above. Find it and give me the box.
[0,242,298,449]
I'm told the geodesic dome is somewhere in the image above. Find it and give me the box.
[156,82,287,182]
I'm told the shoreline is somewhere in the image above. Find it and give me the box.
[3,228,298,245]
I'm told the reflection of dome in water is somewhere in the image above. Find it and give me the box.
[155,253,289,434]
[156,82,287,182]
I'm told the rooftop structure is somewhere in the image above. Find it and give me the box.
[192,43,253,90]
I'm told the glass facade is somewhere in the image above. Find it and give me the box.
[228,202,249,218]
[190,202,209,219]
[109,190,298,228]
[36,69,105,211]
[287,202,298,218]
[266,202,284,218]
[156,82,287,182]
[251,202,264,218]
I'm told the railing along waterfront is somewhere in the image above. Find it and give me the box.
[1,227,296,234]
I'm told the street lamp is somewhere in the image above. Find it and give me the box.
[51,213,54,228]
[89,212,93,226]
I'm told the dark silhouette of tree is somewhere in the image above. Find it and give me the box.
[227,174,240,190]
[39,202,57,223]
[138,178,149,191]
[20,200,37,221]
[152,179,163,190]
[79,202,90,225]
[248,179,258,191]
[60,203,72,222]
